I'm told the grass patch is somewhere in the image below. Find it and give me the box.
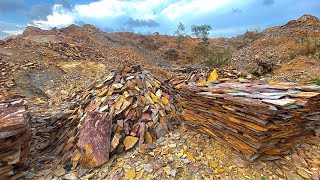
[314,78,320,86]
[244,28,261,41]
[205,49,231,68]
[299,33,320,57]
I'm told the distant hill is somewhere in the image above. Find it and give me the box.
[0,14,319,85]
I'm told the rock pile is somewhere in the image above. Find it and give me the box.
[0,99,31,179]
[47,65,179,168]
[0,59,13,90]
[171,68,252,86]
[173,76,320,161]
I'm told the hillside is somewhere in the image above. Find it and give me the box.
[229,14,320,83]
[0,14,319,122]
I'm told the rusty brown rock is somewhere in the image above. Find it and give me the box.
[0,99,31,179]
[76,111,112,168]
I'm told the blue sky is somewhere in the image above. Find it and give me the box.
[0,0,319,39]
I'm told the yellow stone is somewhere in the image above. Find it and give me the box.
[163,166,171,175]
[144,131,153,143]
[72,150,81,167]
[214,167,225,174]
[153,81,160,88]
[161,148,170,155]
[123,136,139,150]
[126,81,135,88]
[204,176,214,180]
[136,171,143,179]
[98,88,108,96]
[197,78,206,83]
[68,115,77,120]
[268,81,276,85]
[186,152,195,162]
[144,93,153,104]
[123,65,132,73]
[96,83,105,88]
[208,69,218,82]
[175,84,183,89]
[160,97,169,105]
[296,168,310,179]
[125,167,136,180]
[150,93,159,102]
[208,160,218,168]
[117,160,124,166]
[114,96,125,110]
[177,152,184,157]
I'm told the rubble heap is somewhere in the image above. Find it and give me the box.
[47,65,179,168]
[173,74,320,161]
[0,99,31,179]
[0,59,14,91]
[171,68,253,85]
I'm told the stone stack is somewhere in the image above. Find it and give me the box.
[0,59,10,90]
[0,99,31,179]
[170,68,253,87]
[174,77,320,161]
[47,65,179,168]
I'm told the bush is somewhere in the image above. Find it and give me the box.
[301,42,320,56]
[299,33,320,57]
[195,43,209,54]
[174,22,186,47]
[191,24,212,43]
[205,49,231,68]
[244,28,261,41]
[315,78,320,86]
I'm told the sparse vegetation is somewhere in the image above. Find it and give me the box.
[191,24,212,55]
[314,78,320,85]
[304,42,320,57]
[299,33,320,57]
[251,59,275,76]
[195,44,209,54]
[191,24,212,43]
[205,49,231,67]
[244,28,261,41]
[174,22,186,48]
[230,28,262,49]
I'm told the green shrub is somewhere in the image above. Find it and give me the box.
[195,43,209,54]
[205,49,231,68]
[315,78,320,86]
[299,33,320,56]
[191,24,212,43]
[244,28,261,41]
[174,22,186,47]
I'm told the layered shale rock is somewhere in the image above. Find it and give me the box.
[0,99,31,179]
[46,65,180,168]
[173,71,320,161]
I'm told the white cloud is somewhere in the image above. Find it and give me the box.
[161,0,232,20]
[74,0,169,20]
[74,0,125,18]
[30,0,243,30]
[31,4,75,29]
[2,30,24,35]
[211,26,257,37]
[0,21,25,37]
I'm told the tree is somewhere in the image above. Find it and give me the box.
[174,22,186,47]
[191,24,212,43]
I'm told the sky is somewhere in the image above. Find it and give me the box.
[0,0,320,39]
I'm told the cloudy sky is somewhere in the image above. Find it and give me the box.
[0,0,319,39]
